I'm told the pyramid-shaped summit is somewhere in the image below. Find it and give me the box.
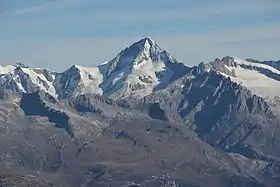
[104,37,178,75]
[96,37,190,99]
[110,37,163,67]
[127,37,163,56]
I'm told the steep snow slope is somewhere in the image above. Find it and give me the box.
[246,58,280,71]
[54,65,103,98]
[0,63,57,96]
[98,37,189,99]
[235,58,280,74]
[206,57,280,101]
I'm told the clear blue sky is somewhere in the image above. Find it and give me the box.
[0,0,280,70]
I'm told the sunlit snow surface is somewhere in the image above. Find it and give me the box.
[0,38,177,99]
[1,39,280,101]
[218,58,280,101]
[0,65,57,97]
[70,65,104,96]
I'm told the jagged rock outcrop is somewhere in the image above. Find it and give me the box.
[20,91,73,136]
[139,70,280,164]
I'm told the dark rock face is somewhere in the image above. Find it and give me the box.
[43,69,55,82]
[262,60,280,70]
[130,83,146,91]
[69,94,104,114]
[158,51,191,81]
[179,72,280,159]
[67,94,124,118]
[14,61,29,68]
[247,58,280,71]
[140,71,280,164]
[54,65,82,99]
[20,91,73,137]
[148,103,167,121]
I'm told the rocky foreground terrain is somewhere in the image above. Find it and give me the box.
[0,38,280,186]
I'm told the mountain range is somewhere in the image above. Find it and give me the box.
[0,37,280,187]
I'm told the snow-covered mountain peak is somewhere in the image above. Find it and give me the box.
[53,64,103,98]
[134,37,162,54]
[0,63,58,97]
[0,65,16,74]
[0,62,27,74]
[92,37,191,99]
[44,37,189,100]
[104,37,178,76]
[14,61,28,68]
[67,64,84,72]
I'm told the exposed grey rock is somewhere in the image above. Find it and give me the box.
[138,70,280,175]
[20,91,73,137]
[54,65,82,98]
[247,58,280,71]
[0,88,274,186]
[205,57,236,77]
[1,40,280,186]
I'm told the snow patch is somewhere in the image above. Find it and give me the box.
[0,65,16,74]
[234,57,280,75]
[74,66,103,95]
[219,64,280,100]
[21,68,57,97]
